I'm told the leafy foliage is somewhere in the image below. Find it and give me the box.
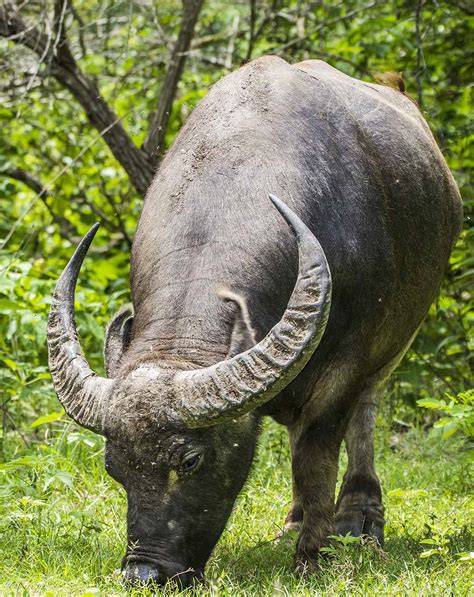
[0,0,472,592]
[1,1,471,436]
[418,389,474,439]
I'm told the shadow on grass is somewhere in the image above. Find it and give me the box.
[209,526,473,590]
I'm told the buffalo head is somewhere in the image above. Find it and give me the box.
[47,195,331,587]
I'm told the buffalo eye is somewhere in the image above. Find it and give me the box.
[180,451,202,474]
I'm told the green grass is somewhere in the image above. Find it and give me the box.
[0,419,472,596]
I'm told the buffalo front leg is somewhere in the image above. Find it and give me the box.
[289,417,344,573]
[281,433,303,535]
[335,395,385,546]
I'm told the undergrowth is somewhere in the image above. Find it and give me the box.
[0,418,472,596]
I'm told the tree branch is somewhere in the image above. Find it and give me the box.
[3,167,78,238]
[0,2,153,196]
[415,0,425,107]
[271,1,382,55]
[3,166,132,248]
[143,0,204,166]
[245,0,257,62]
[314,50,372,79]
[225,15,240,70]
[442,0,474,16]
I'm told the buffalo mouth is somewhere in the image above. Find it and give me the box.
[122,553,204,589]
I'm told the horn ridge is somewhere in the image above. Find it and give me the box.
[47,224,112,434]
[174,194,332,427]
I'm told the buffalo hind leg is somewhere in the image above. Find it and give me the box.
[289,414,345,573]
[335,393,385,546]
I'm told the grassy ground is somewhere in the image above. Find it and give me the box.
[0,418,472,596]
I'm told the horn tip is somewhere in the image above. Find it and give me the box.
[89,222,101,235]
[268,193,303,239]
[80,222,101,249]
[269,193,291,220]
[268,193,283,208]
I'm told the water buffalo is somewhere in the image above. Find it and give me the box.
[47,57,462,587]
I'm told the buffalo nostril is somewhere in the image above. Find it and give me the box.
[122,562,203,589]
[123,563,162,585]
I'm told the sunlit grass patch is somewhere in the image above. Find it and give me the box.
[0,420,472,595]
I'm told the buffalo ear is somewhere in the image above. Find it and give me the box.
[217,288,257,358]
[104,305,134,377]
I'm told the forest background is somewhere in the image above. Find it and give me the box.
[0,1,472,594]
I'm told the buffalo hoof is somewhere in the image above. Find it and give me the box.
[335,505,385,547]
[294,530,331,576]
[294,555,319,576]
[274,505,303,543]
[273,520,302,544]
[294,546,329,576]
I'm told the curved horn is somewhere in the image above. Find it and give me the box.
[174,194,332,427]
[47,224,113,434]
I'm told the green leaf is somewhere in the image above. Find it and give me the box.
[0,298,22,311]
[2,358,18,371]
[30,411,64,428]
[417,398,446,409]
[457,552,474,562]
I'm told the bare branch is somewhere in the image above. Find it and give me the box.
[271,1,382,55]
[245,0,257,62]
[314,51,372,79]
[0,116,132,251]
[0,2,153,196]
[68,0,86,58]
[143,0,204,166]
[415,0,425,107]
[52,0,68,49]
[3,166,78,238]
[442,0,474,16]
[225,14,240,70]
[98,182,133,250]
[4,167,46,197]
[3,166,132,248]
